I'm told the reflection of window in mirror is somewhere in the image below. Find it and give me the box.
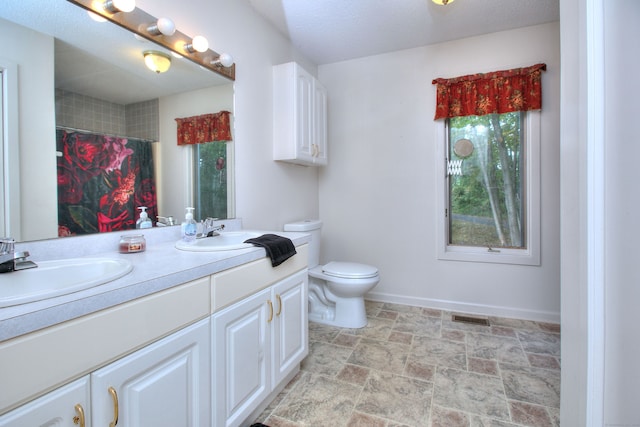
[193,142,229,220]
[0,70,4,236]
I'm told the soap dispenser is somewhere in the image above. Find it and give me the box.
[136,207,152,229]
[181,207,197,242]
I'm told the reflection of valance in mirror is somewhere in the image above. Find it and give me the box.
[175,111,232,145]
[432,63,547,119]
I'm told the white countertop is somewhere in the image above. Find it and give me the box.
[0,220,310,342]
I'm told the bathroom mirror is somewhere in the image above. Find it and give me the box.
[0,0,235,242]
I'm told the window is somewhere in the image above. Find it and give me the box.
[193,141,233,220]
[437,112,540,265]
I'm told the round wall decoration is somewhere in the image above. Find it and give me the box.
[453,138,474,158]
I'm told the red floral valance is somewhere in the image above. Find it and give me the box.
[432,63,546,120]
[175,111,232,145]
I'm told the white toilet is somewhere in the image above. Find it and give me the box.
[284,220,379,328]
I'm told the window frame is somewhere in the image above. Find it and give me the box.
[436,111,541,266]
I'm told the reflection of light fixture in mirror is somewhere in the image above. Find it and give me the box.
[103,0,136,13]
[211,53,234,68]
[184,35,209,53]
[87,10,107,22]
[143,50,171,73]
[146,17,176,36]
[432,0,454,4]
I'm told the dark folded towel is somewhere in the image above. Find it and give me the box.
[244,234,297,267]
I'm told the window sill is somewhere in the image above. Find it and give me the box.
[438,245,540,266]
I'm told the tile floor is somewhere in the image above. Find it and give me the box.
[256,301,561,427]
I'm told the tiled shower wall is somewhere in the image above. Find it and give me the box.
[55,89,159,141]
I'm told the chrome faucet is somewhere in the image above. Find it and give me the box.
[0,238,38,273]
[0,238,15,272]
[14,251,38,271]
[198,218,225,238]
[156,215,176,226]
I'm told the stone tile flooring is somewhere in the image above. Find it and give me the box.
[257,301,560,427]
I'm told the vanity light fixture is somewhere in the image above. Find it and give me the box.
[68,0,234,80]
[146,17,176,36]
[432,0,455,4]
[143,50,171,73]
[102,0,135,13]
[211,53,234,68]
[184,35,209,53]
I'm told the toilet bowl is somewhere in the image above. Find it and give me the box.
[284,220,380,328]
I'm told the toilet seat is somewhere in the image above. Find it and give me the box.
[322,262,378,279]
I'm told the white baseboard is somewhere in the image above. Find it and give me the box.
[365,291,560,324]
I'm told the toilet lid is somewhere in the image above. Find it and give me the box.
[322,262,378,279]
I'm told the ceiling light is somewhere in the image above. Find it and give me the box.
[432,0,455,4]
[143,50,171,73]
[102,0,136,13]
[147,17,176,36]
[211,53,234,68]
[184,35,209,53]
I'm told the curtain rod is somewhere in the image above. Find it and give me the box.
[56,126,157,143]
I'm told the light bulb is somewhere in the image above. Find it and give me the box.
[103,0,135,13]
[185,35,209,53]
[212,53,234,68]
[147,17,175,36]
[192,35,208,52]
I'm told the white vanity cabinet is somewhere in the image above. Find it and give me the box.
[91,318,210,427]
[0,377,90,427]
[0,319,211,427]
[212,268,308,427]
[0,277,210,423]
[0,318,210,427]
[0,242,309,427]
[273,61,328,166]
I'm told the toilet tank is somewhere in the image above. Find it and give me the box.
[284,220,322,268]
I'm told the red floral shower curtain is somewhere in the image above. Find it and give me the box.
[432,63,546,119]
[175,111,232,145]
[56,129,158,236]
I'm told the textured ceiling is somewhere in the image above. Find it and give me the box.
[249,0,560,65]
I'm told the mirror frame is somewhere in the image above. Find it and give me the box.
[67,0,235,81]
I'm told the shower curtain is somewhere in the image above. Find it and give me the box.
[56,129,158,237]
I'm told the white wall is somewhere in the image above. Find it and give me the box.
[560,0,640,424]
[0,18,58,241]
[559,0,589,422]
[137,0,321,232]
[602,0,640,423]
[318,22,561,322]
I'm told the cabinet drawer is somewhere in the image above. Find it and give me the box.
[211,244,308,312]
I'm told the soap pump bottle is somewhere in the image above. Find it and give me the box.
[136,207,152,229]
[181,207,197,242]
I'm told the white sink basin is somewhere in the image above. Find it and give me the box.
[0,257,133,308]
[175,231,263,252]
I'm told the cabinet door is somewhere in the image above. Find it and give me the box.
[91,318,210,427]
[212,288,271,427]
[296,65,315,163]
[0,376,90,427]
[312,81,328,165]
[272,270,308,385]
